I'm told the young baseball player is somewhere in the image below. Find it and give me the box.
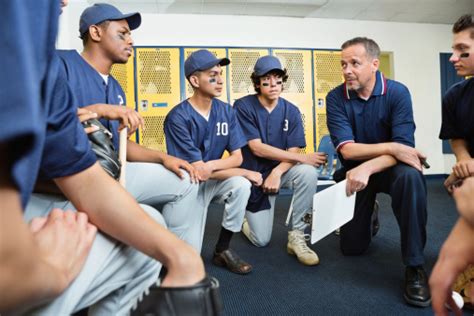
[56,3,201,250]
[431,14,474,313]
[234,55,326,266]
[0,1,95,312]
[165,49,263,274]
[1,1,206,314]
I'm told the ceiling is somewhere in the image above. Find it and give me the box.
[81,0,473,24]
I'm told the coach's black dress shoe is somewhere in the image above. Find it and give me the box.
[404,266,431,307]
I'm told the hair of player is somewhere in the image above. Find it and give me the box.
[453,14,474,39]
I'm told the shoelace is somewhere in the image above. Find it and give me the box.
[291,233,313,254]
[408,268,426,286]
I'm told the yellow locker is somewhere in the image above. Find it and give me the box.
[379,52,394,80]
[110,55,135,110]
[313,50,344,150]
[184,48,229,103]
[273,49,314,153]
[135,47,181,152]
[228,48,270,104]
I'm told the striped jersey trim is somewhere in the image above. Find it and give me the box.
[335,140,354,152]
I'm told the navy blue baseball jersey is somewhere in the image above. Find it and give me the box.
[439,77,474,157]
[234,94,306,173]
[1,0,60,206]
[164,99,246,163]
[38,58,97,181]
[57,50,126,150]
[1,2,96,207]
[326,71,416,170]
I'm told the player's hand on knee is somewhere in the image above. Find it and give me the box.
[244,170,263,186]
[299,152,327,167]
[452,159,474,179]
[30,208,97,292]
[77,108,100,134]
[192,161,213,182]
[345,166,370,196]
[262,171,281,194]
[163,155,198,182]
[161,243,205,287]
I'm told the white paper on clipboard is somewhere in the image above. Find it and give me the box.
[311,180,356,244]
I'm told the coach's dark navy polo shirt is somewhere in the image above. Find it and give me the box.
[439,77,474,157]
[327,71,416,169]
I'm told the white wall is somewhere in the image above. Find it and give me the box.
[59,6,455,175]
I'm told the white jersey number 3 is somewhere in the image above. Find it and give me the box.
[283,119,289,131]
[216,122,228,136]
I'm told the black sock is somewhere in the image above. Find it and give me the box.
[215,227,233,253]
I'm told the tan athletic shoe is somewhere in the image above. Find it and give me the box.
[241,217,251,239]
[287,230,320,266]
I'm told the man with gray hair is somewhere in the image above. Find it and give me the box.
[326,37,431,307]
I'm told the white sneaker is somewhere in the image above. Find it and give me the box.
[287,230,320,266]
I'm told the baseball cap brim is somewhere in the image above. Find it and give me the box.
[112,12,141,31]
[255,67,285,77]
[201,57,230,72]
[186,57,230,77]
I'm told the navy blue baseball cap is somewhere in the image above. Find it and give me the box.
[254,55,284,76]
[79,3,141,37]
[185,49,230,78]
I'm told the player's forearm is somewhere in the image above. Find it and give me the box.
[271,147,298,175]
[54,163,188,266]
[450,139,472,162]
[453,178,474,227]
[248,141,301,163]
[207,152,242,171]
[339,142,395,161]
[355,154,397,176]
[126,140,166,163]
[0,185,63,312]
[210,168,251,180]
[272,162,295,177]
[82,104,110,119]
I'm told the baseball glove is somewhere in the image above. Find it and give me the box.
[82,118,121,180]
[131,276,223,316]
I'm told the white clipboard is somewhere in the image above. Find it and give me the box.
[311,180,356,244]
